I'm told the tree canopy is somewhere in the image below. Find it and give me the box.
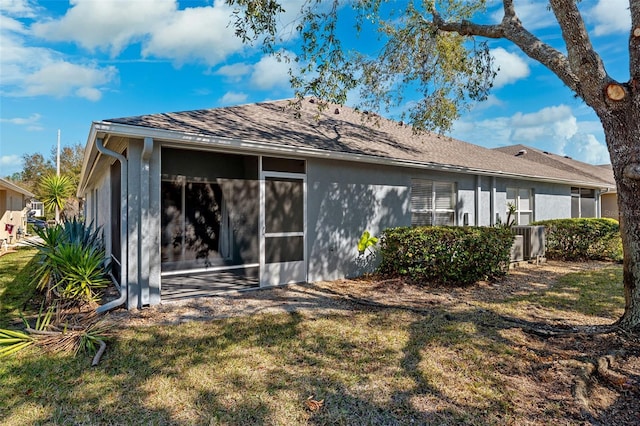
[18,144,84,194]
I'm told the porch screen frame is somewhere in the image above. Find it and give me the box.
[259,156,307,287]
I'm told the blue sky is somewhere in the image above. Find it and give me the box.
[0,0,631,177]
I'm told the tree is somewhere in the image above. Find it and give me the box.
[38,174,74,223]
[20,152,51,193]
[19,143,85,194]
[227,0,640,330]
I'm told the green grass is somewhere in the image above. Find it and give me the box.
[490,266,625,321]
[0,253,626,425]
[0,248,38,327]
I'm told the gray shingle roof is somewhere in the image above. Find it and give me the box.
[493,144,615,187]
[103,98,614,188]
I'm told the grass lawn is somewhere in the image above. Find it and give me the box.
[0,250,634,425]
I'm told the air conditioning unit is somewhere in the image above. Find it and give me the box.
[512,225,546,260]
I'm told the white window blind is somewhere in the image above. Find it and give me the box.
[411,179,455,226]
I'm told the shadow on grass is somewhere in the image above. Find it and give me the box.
[1,263,632,425]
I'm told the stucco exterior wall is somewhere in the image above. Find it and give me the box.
[494,178,572,223]
[532,183,572,221]
[0,188,29,242]
[305,159,487,281]
[306,158,410,281]
[601,193,619,220]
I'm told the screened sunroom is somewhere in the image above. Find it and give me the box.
[159,147,306,300]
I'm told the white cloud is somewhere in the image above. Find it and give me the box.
[451,104,608,164]
[470,95,504,111]
[0,155,22,167]
[1,14,28,34]
[0,113,41,125]
[0,155,23,177]
[490,48,530,88]
[250,53,296,90]
[219,91,249,105]
[142,4,245,66]
[565,133,610,164]
[32,0,177,56]
[0,0,37,17]
[215,63,253,82]
[587,0,630,36]
[1,12,118,100]
[20,61,117,100]
[29,0,310,66]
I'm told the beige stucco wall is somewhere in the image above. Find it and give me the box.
[0,188,29,243]
[601,193,619,221]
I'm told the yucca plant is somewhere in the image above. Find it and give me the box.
[38,173,74,223]
[0,328,34,358]
[0,303,54,358]
[28,219,110,304]
[1,303,112,363]
[48,243,110,302]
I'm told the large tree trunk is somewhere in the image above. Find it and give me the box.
[601,103,640,331]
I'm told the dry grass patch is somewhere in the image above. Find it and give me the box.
[2,256,639,425]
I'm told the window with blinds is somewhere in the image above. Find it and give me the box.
[571,187,596,218]
[410,179,456,226]
[506,187,534,224]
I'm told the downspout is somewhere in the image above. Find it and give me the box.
[96,137,129,313]
[475,175,481,226]
[490,176,497,226]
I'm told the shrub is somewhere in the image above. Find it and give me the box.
[532,218,622,262]
[378,226,514,285]
[29,218,110,303]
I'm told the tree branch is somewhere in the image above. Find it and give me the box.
[548,0,609,106]
[430,2,581,101]
[431,9,504,39]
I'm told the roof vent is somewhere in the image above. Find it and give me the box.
[334,108,340,114]
[515,149,527,156]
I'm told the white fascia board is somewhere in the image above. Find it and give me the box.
[0,177,34,198]
[92,121,616,191]
[77,124,101,197]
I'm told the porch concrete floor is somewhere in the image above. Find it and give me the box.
[161,267,259,301]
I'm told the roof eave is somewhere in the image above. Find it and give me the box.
[88,121,616,191]
[0,177,35,198]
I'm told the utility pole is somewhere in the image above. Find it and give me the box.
[55,129,61,223]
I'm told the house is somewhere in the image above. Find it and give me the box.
[493,144,618,220]
[77,99,617,310]
[0,177,34,245]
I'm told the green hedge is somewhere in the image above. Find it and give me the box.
[532,218,622,261]
[377,226,514,285]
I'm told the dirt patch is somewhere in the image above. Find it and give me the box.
[107,261,640,424]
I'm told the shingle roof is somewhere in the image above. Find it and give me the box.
[103,98,614,188]
[493,144,615,187]
[0,177,34,198]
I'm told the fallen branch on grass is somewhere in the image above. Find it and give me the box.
[92,339,107,366]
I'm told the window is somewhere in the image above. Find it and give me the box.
[571,187,596,218]
[506,187,534,225]
[411,179,456,226]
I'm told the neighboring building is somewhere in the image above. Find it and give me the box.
[493,144,618,220]
[77,99,616,309]
[0,177,34,244]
